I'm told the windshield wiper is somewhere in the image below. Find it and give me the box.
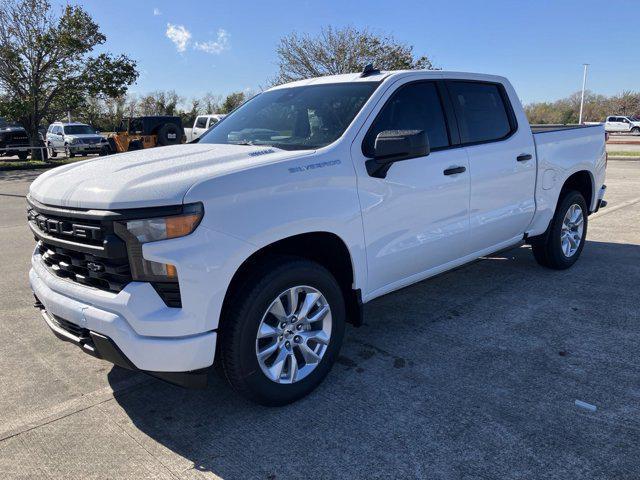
[229,140,255,146]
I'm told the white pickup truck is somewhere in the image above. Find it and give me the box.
[28,69,607,405]
[602,115,640,135]
[184,114,226,142]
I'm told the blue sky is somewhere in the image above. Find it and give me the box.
[71,0,639,105]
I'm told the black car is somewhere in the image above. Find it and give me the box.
[0,117,31,159]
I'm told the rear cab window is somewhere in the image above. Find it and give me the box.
[447,81,516,145]
[195,117,207,128]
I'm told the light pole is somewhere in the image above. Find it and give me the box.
[578,63,589,125]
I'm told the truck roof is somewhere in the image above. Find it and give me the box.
[268,70,510,91]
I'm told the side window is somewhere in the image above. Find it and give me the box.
[448,81,514,144]
[363,81,449,157]
[194,117,207,128]
[207,117,219,128]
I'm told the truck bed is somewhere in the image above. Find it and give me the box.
[528,122,606,237]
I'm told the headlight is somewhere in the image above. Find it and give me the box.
[115,203,203,282]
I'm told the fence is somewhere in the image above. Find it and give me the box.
[0,144,100,161]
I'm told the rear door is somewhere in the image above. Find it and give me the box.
[352,79,471,296]
[446,80,536,252]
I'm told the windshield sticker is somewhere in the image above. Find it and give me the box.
[288,159,341,174]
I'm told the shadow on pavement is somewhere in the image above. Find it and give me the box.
[108,241,640,480]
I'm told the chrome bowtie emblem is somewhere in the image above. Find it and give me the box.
[86,261,104,273]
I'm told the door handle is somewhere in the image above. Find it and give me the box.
[443,166,466,176]
[517,154,533,162]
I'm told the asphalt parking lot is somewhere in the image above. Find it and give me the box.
[0,161,639,480]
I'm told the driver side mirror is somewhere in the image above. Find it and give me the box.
[365,130,429,178]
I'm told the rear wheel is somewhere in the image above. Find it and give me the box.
[17,150,28,160]
[219,257,346,406]
[531,190,588,269]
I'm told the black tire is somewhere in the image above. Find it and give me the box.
[632,127,640,136]
[531,190,588,269]
[64,145,75,158]
[156,123,181,146]
[47,143,57,158]
[17,150,28,160]
[219,256,346,406]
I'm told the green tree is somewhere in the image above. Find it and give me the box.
[0,0,138,157]
[137,90,183,116]
[524,90,640,124]
[220,91,247,113]
[274,26,436,84]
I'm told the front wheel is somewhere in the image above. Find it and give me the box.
[632,127,640,135]
[219,257,346,406]
[47,143,57,158]
[531,190,588,269]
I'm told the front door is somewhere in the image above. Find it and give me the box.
[352,80,471,298]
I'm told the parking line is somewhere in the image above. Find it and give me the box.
[591,197,640,220]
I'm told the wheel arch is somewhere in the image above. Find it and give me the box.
[561,169,594,212]
[220,231,363,329]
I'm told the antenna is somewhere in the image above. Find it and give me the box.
[360,64,380,78]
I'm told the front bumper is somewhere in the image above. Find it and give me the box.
[30,261,217,381]
[35,298,208,387]
[69,144,106,154]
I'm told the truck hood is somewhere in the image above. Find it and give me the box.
[29,143,311,210]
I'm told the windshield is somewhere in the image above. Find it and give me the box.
[64,125,96,135]
[199,82,379,150]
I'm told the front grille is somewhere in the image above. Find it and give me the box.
[28,198,183,308]
[6,131,29,145]
[29,201,131,294]
[37,241,131,292]
[28,206,106,246]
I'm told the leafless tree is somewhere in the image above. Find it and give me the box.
[273,26,436,85]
